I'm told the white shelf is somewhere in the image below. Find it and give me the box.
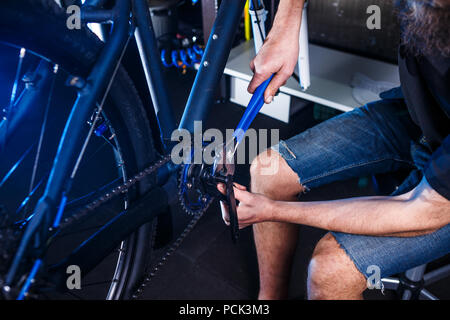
[224,42,400,114]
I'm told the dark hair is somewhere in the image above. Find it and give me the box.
[398,0,450,57]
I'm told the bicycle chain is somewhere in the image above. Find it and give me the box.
[59,155,172,230]
[130,164,214,299]
[130,207,208,300]
[57,153,213,300]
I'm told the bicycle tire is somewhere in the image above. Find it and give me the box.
[0,0,159,299]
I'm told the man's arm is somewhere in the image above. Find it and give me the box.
[274,177,450,237]
[247,0,305,103]
[220,177,450,237]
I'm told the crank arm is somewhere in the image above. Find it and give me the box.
[223,176,239,243]
[206,174,239,243]
[210,76,274,243]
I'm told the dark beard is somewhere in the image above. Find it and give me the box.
[398,0,450,57]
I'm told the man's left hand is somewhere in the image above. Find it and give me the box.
[217,183,274,229]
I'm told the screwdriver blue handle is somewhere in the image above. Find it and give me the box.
[233,74,274,144]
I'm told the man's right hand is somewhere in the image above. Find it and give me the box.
[247,0,304,104]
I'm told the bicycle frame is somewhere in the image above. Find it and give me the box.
[5,0,247,296]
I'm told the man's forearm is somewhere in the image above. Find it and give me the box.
[268,0,305,40]
[270,178,450,237]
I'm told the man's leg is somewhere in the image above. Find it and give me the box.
[250,99,422,299]
[307,233,367,300]
[251,149,304,300]
[251,151,367,300]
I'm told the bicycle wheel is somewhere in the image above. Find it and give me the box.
[0,0,159,299]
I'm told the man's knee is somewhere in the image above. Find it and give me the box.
[250,149,303,198]
[307,233,366,300]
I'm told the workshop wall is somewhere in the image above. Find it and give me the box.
[308,0,401,63]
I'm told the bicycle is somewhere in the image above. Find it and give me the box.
[0,0,272,300]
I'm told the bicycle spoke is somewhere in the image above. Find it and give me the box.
[65,290,83,300]
[25,64,59,216]
[70,34,132,180]
[53,225,103,239]
[16,175,46,215]
[5,48,26,117]
[66,177,123,207]
[0,143,35,188]
[99,133,118,150]
[62,177,123,220]
[79,140,110,169]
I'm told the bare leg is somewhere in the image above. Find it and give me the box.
[250,150,304,300]
[307,233,367,300]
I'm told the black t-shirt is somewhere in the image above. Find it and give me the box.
[398,45,450,199]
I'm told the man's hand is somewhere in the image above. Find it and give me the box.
[247,0,304,104]
[217,183,274,229]
[248,34,299,104]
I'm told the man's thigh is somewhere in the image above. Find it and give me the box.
[272,99,421,191]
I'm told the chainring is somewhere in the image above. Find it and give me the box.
[178,163,214,216]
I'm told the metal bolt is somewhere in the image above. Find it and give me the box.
[212,34,218,40]
[68,76,86,89]
[203,61,209,67]
[19,48,26,58]
[22,72,34,83]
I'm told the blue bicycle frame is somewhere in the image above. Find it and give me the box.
[5,0,271,295]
